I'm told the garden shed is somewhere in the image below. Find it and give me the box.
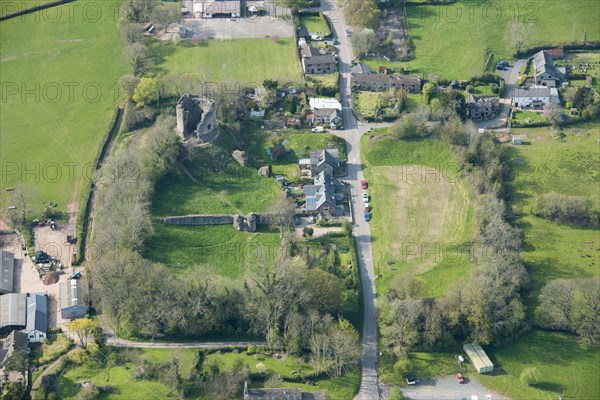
[463,343,494,373]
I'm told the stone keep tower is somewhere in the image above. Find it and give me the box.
[176,94,218,144]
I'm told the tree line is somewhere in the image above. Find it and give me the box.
[533,193,599,227]
[380,107,530,359]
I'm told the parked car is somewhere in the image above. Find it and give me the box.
[361,179,368,189]
[364,212,371,221]
[364,205,369,212]
[351,59,356,67]
[405,374,418,385]
[362,192,369,202]
[312,126,324,133]
[308,216,316,223]
[69,271,82,280]
[345,29,352,37]
[456,372,465,384]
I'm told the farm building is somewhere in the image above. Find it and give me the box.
[22,293,47,343]
[59,279,89,320]
[0,294,27,336]
[463,343,494,373]
[0,251,15,294]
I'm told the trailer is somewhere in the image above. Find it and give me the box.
[463,343,494,373]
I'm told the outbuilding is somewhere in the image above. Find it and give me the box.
[463,343,494,373]
[22,293,47,343]
[0,251,15,294]
[59,279,89,320]
[0,293,27,336]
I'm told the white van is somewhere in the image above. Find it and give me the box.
[311,126,324,133]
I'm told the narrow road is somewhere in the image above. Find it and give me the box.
[322,1,383,398]
[97,314,266,349]
[31,349,75,393]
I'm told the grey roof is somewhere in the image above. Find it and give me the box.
[24,293,47,334]
[0,293,27,328]
[513,86,551,98]
[310,148,339,168]
[59,279,88,310]
[467,94,500,104]
[351,73,421,87]
[0,251,15,293]
[304,53,336,66]
[351,63,371,74]
[304,171,337,211]
[245,384,325,400]
[3,331,29,353]
[313,108,340,119]
[300,44,320,58]
[297,26,309,39]
[534,50,563,79]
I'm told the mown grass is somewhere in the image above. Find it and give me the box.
[0,0,56,17]
[0,0,128,210]
[361,131,474,296]
[364,0,600,80]
[299,14,329,35]
[504,124,600,310]
[511,110,548,125]
[355,91,424,119]
[159,37,302,85]
[480,331,600,400]
[144,224,282,278]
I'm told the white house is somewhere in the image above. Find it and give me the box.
[513,86,552,109]
[309,97,342,111]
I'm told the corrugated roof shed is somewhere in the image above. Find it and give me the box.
[463,343,494,373]
[0,251,15,294]
[0,293,27,328]
[59,279,88,309]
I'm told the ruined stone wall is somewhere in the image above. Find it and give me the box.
[163,215,233,226]
[163,212,279,232]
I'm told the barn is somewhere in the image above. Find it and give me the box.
[59,279,89,320]
[463,343,494,373]
[0,251,15,294]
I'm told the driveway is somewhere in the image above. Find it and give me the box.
[401,375,508,400]
[475,58,528,130]
[181,16,293,39]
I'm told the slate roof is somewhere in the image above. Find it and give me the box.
[0,293,27,328]
[513,85,551,99]
[304,171,337,212]
[24,293,47,334]
[534,50,563,79]
[0,251,15,294]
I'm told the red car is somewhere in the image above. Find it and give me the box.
[364,206,369,212]
[456,373,465,384]
[361,179,368,189]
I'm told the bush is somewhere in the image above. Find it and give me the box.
[246,345,256,355]
[532,193,598,226]
[123,102,156,132]
[520,367,541,386]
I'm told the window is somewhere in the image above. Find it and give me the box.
[29,334,34,338]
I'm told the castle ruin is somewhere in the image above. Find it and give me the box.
[176,94,219,144]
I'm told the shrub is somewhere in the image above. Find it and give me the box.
[246,345,256,355]
[520,367,541,386]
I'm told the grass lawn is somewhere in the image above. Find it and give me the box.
[0,0,128,211]
[504,124,600,310]
[0,0,56,16]
[159,38,302,84]
[31,333,72,365]
[361,132,475,296]
[355,92,424,120]
[144,223,282,278]
[472,85,496,97]
[363,0,600,80]
[307,73,338,87]
[299,14,329,35]
[511,110,548,125]
[480,331,600,400]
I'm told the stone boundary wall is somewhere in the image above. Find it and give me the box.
[164,215,234,226]
[163,213,279,232]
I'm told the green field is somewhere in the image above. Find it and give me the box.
[160,38,302,85]
[354,91,424,119]
[505,124,600,309]
[364,0,600,80]
[0,0,56,17]
[144,224,281,277]
[0,0,128,211]
[479,331,600,400]
[361,131,475,296]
